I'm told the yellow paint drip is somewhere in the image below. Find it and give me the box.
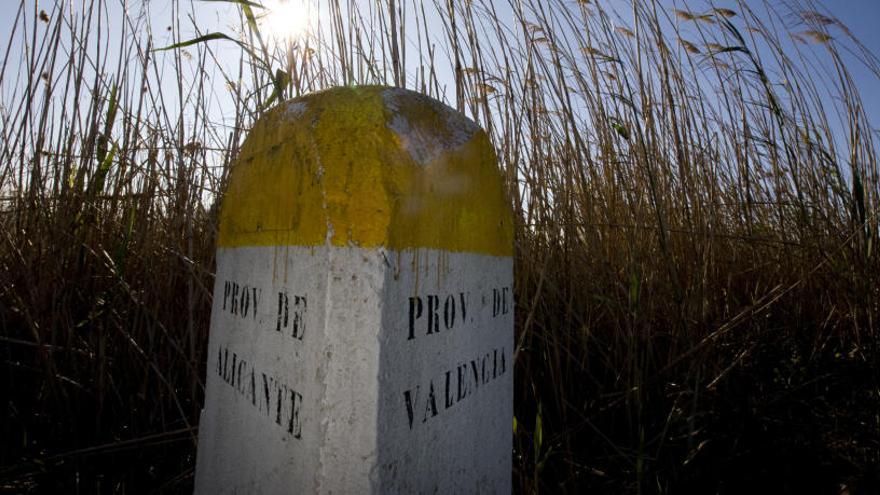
[218,86,513,257]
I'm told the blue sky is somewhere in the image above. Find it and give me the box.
[808,1,880,122]
[2,1,877,93]
[1,0,877,150]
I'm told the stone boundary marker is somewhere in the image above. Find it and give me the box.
[194,86,514,494]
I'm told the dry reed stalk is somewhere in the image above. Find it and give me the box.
[0,0,877,492]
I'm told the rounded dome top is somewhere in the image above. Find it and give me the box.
[218,86,513,257]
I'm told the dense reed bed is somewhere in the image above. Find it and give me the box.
[1,0,878,492]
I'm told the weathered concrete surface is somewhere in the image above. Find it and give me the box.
[376,249,512,492]
[195,86,513,494]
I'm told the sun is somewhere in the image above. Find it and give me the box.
[261,0,311,42]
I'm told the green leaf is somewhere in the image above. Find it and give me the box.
[153,32,265,69]
[199,0,265,8]
[240,3,261,36]
[611,121,630,141]
[196,0,264,57]
[534,403,544,457]
[154,32,233,51]
[629,269,640,308]
[92,142,117,196]
[96,83,118,166]
[261,68,290,110]
[197,0,265,58]
[67,163,78,190]
[104,83,119,137]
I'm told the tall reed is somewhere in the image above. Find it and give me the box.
[1,0,877,492]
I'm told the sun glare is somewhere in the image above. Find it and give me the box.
[261,0,311,42]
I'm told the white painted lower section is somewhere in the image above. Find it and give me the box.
[195,245,512,494]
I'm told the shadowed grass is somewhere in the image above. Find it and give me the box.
[0,0,878,492]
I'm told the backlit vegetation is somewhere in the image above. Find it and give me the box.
[1,0,877,492]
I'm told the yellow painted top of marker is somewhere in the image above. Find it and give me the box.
[218,86,513,257]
